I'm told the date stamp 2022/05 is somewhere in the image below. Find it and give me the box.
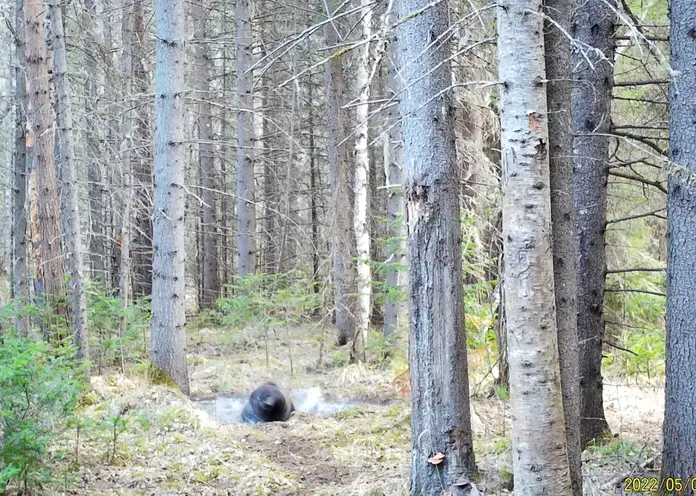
[624,477,696,493]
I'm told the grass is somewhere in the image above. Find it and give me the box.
[41,322,665,495]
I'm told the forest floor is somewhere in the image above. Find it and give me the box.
[49,322,664,496]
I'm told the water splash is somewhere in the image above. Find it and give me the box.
[292,386,356,417]
[196,387,355,424]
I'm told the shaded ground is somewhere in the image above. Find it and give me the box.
[48,324,664,495]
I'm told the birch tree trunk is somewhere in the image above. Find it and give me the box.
[382,15,406,338]
[352,0,372,358]
[325,0,356,345]
[661,0,696,482]
[396,1,477,493]
[193,0,220,308]
[497,0,571,491]
[48,0,90,361]
[571,0,615,447]
[236,0,256,277]
[544,0,581,492]
[13,0,29,337]
[150,0,189,395]
[23,0,67,324]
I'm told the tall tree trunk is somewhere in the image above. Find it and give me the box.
[193,0,220,308]
[221,31,233,292]
[308,76,320,290]
[119,0,134,343]
[236,0,256,277]
[277,54,299,274]
[571,0,615,447]
[325,0,356,345]
[132,0,153,296]
[23,0,67,326]
[150,0,189,395]
[13,0,29,337]
[382,15,406,338]
[498,0,571,490]
[48,0,89,360]
[661,0,696,483]
[84,0,108,285]
[397,1,477,493]
[352,0,372,359]
[545,0,582,491]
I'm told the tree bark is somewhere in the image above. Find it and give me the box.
[13,0,29,337]
[325,0,356,345]
[498,0,572,490]
[545,0,582,492]
[236,0,256,277]
[382,19,406,338]
[83,0,108,285]
[396,1,477,493]
[48,0,90,361]
[131,0,153,297]
[308,76,320,291]
[571,0,615,447]
[352,0,372,358]
[661,0,696,484]
[193,0,220,308]
[221,24,233,292]
[150,0,189,395]
[23,0,67,326]
[494,250,509,389]
[119,0,134,343]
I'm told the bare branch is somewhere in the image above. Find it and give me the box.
[606,267,665,274]
[609,170,667,194]
[606,208,667,224]
[614,79,668,86]
[605,288,666,297]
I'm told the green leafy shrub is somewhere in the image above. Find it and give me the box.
[216,271,322,331]
[0,333,87,490]
[605,270,666,378]
[86,284,151,372]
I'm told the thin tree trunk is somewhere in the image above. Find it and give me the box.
[221,19,233,292]
[13,0,29,337]
[236,0,256,277]
[661,0,696,483]
[498,0,572,490]
[545,0,582,492]
[84,0,108,285]
[48,0,90,361]
[193,1,220,308]
[382,15,406,338]
[494,249,508,388]
[397,1,477,493]
[352,0,372,359]
[119,0,134,343]
[571,0,615,447]
[325,0,356,345]
[276,53,298,274]
[308,77,320,290]
[23,0,67,328]
[150,0,189,395]
[132,0,153,297]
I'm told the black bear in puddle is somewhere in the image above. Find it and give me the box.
[242,383,294,424]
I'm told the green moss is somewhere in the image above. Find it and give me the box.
[147,361,178,388]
